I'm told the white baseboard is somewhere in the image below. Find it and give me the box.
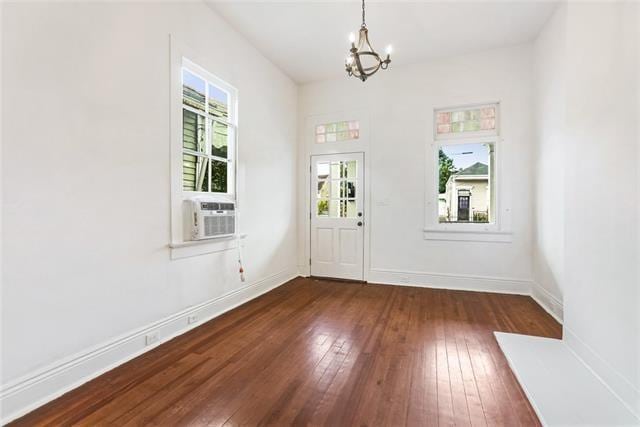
[368,267,533,295]
[564,327,640,421]
[531,281,564,324]
[0,267,299,425]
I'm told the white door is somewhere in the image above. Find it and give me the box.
[310,152,364,280]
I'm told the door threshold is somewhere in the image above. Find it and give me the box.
[310,275,367,284]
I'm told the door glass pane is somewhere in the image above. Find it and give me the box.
[330,162,341,179]
[345,181,356,198]
[329,200,340,218]
[342,200,357,218]
[317,180,329,199]
[317,162,329,180]
[317,199,329,216]
[182,69,206,112]
[345,161,356,179]
[210,119,228,158]
[330,180,341,198]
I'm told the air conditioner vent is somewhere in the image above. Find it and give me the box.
[186,198,236,240]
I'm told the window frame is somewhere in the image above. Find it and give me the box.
[425,102,512,242]
[180,58,237,200]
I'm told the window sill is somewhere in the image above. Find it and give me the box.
[423,228,512,243]
[169,233,247,260]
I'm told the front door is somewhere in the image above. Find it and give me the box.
[458,195,470,221]
[310,152,364,280]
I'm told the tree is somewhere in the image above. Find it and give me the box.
[439,149,456,194]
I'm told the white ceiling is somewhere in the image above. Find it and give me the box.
[208,1,558,84]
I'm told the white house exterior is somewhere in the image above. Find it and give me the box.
[439,162,490,222]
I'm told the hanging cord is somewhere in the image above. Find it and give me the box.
[361,0,366,28]
[237,234,245,282]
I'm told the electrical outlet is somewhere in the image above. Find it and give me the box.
[145,332,159,346]
[187,315,198,324]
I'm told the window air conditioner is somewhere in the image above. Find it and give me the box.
[186,198,236,240]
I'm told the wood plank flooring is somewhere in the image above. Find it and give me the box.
[10,277,562,426]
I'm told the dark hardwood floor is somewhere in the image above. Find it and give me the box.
[11,277,561,426]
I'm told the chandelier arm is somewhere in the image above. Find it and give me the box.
[354,53,367,79]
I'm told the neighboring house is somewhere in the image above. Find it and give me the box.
[440,162,490,222]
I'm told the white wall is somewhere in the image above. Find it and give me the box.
[532,4,566,319]
[1,0,297,417]
[298,45,535,292]
[533,1,640,417]
[563,1,639,416]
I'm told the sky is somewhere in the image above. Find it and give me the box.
[441,142,489,170]
[183,69,228,105]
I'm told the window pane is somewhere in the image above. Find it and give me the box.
[183,153,197,191]
[183,109,206,153]
[211,160,228,193]
[438,142,493,224]
[182,69,205,112]
[210,120,228,158]
[183,154,209,192]
[208,83,228,119]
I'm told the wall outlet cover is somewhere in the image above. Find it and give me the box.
[145,332,159,346]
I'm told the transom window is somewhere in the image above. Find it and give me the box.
[436,105,497,138]
[315,120,359,143]
[435,104,498,224]
[181,63,236,195]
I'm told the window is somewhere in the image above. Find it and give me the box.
[436,105,497,138]
[435,104,498,225]
[315,120,359,143]
[181,63,236,196]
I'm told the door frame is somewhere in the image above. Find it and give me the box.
[301,110,371,282]
[309,151,366,281]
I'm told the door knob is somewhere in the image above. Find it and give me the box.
[357,212,363,217]
[357,221,363,227]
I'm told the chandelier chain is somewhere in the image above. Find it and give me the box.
[361,0,366,28]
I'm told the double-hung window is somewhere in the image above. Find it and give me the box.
[181,60,236,197]
[434,103,498,226]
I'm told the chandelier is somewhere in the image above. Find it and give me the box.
[345,0,392,82]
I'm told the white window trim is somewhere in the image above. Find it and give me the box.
[169,37,240,257]
[424,102,512,243]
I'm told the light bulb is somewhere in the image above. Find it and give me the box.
[346,56,354,65]
[386,45,393,55]
[349,32,356,43]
